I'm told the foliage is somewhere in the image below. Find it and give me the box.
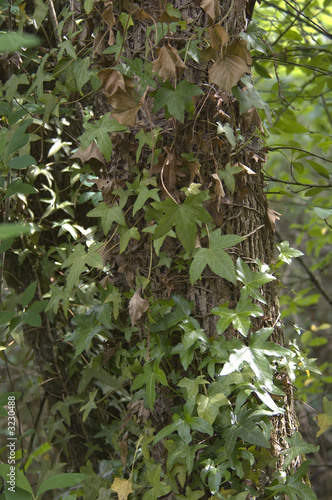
[0,0,331,499]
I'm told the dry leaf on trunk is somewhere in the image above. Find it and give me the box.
[152,45,186,81]
[98,69,127,96]
[209,55,250,92]
[129,289,149,326]
[208,25,230,51]
[267,207,281,232]
[200,0,221,21]
[225,39,252,65]
[211,172,225,212]
[233,162,256,175]
[102,5,116,45]
[110,90,142,126]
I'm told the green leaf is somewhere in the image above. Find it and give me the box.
[236,258,275,303]
[84,0,94,14]
[178,375,208,399]
[22,282,37,309]
[61,244,103,310]
[233,76,271,121]
[0,223,32,240]
[152,192,212,255]
[152,81,203,123]
[68,314,103,357]
[143,463,171,500]
[0,32,40,53]
[80,390,98,422]
[240,21,268,54]
[80,113,127,161]
[6,179,38,197]
[217,123,236,149]
[314,397,332,437]
[268,462,318,500]
[118,226,140,253]
[212,297,263,337]
[133,184,160,215]
[313,207,332,220]
[150,294,193,333]
[73,57,91,94]
[87,202,127,235]
[36,473,89,497]
[276,241,304,265]
[104,285,122,320]
[281,432,319,470]
[190,231,244,285]
[8,154,36,170]
[131,363,168,410]
[217,163,243,193]
[196,393,229,425]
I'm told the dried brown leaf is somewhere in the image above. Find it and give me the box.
[163,148,185,192]
[200,0,220,21]
[200,46,218,62]
[158,11,178,23]
[129,289,149,326]
[152,45,186,81]
[71,141,107,166]
[209,55,250,92]
[98,69,126,95]
[110,90,141,126]
[135,9,151,21]
[188,160,203,184]
[225,39,252,65]
[233,162,256,175]
[267,207,281,233]
[208,26,230,51]
[102,5,115,28]
[211,172,225,212]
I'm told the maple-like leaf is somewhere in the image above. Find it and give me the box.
[225,39,252,65]
[111,477,133,500]
[281,432,319,470]
[80,113,127,161]
[152,80,204,123]
[314,396,332,437]
[209,55,250,92]
[152,191,212,255]
[236,257,275,303]
[190,230,244,285]
[87,202,126,236]
[211,296,263,337]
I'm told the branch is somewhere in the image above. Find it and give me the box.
[268,146,332,164]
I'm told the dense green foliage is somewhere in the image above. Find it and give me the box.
[0,0,331,499]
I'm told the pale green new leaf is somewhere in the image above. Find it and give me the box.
[314,397,332,437]
[190,231,244,285]
[217,163,243,193]
[196,393,229,424]
[80,390,98,422]
[277,241,304,265]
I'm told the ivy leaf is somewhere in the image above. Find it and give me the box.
[79,390,98,422]
[217,163,243,194]
[178,375,208,399]
[143,463,171,500]
[166,441,206,477]
[196,393,229,425]
[240,21,268,54]
[211,297,263,337]
[217,124,236,150]
[131,362,168,410]
[236,258,275,303]
[61,244,103,312]
[80,113,127,161]
[87,202,126,235]
[133,184,160,215]
[118,226,140,253]
[268,462,318,500]
[209,55,250,92]
[190,231,244,285]
[68,314,103,357]
[314,397,332,437]
[151,294,193,333]
[104,285,122,320]
[281,432,319,470]
[233,76,271,122]
[277,241,304,265]
[152,191,212,255]
[152,80,204,123]
[73,57,92,94]
[224,405,270,452]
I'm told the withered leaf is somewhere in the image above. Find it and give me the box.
[110,90,141,126]
[158,11,179,23]
[211,172,225,212]
[135,9,151,21]
[200,46,218,62]
[129,289,149,326]
[70,141,106,166]
[102,5,115,28]
[225,38,252,65]
[98,69,126,96]
[208,25,230,51]
[209,55,250,92]
[200,0,221,21]
[152,45,186,82]
[233,162,256,175]
[267,207,281,233]
[163,148,185,192]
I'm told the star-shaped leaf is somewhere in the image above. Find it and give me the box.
[152,192,212,255]
[211,297,263,337]
[236,257,275,303]
[152,80,203,123]
[190,231,244,285]
[87,202,126,235]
